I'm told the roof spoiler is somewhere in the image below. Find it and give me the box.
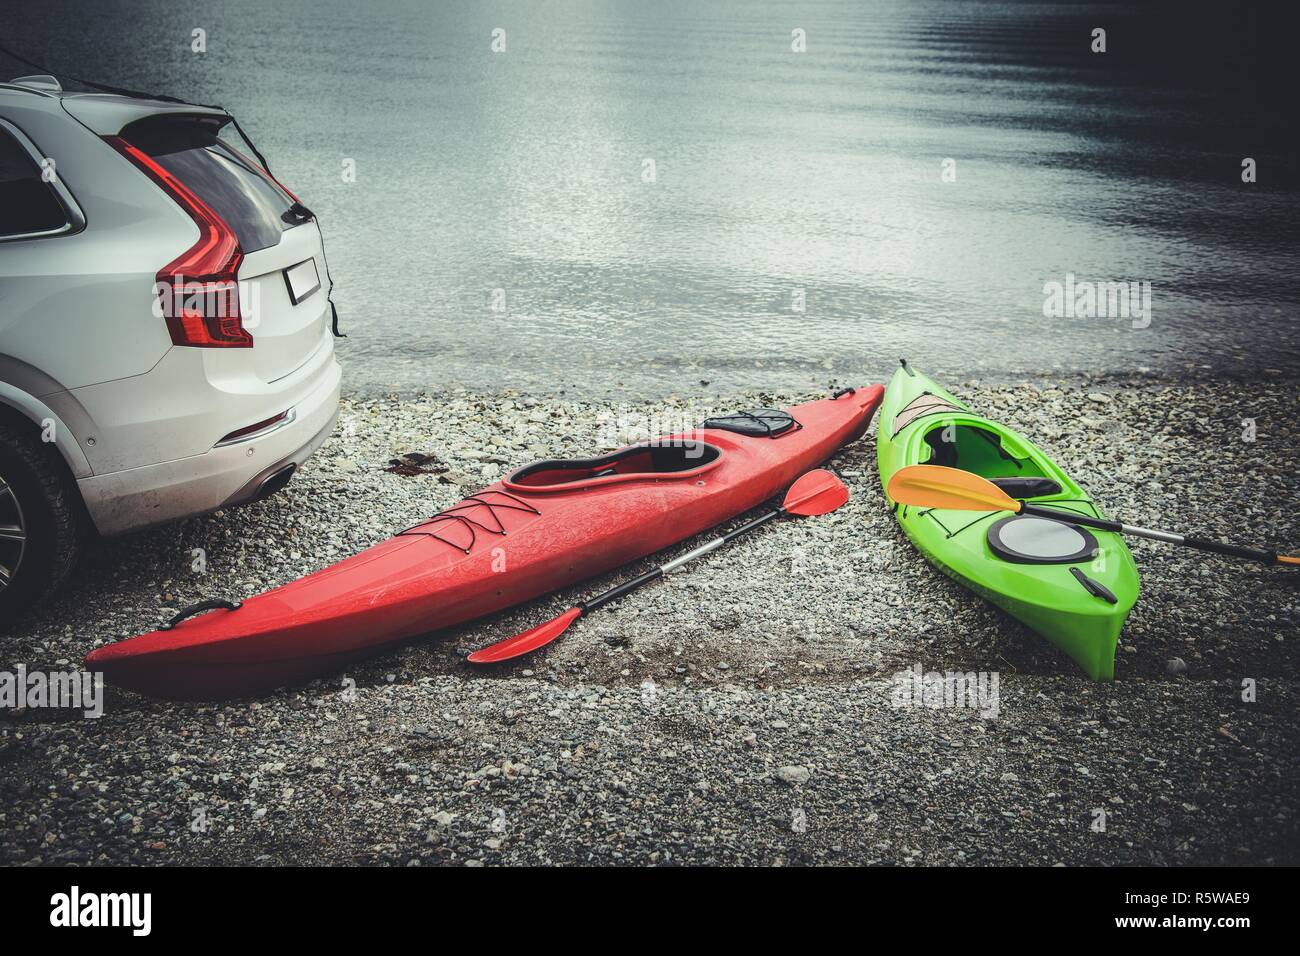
[0,42,271,173]
[9,74,62,92]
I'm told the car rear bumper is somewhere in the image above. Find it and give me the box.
[78,356,341,536]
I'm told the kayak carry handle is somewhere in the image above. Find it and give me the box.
[159,599,243,631]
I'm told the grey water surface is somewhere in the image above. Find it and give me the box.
[12,0,1298,396]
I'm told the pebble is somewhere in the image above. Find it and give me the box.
[776,766,812,785]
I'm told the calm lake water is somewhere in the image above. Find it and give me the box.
[14,0,1299,396]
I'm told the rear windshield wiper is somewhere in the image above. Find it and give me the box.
[281,202,315,225]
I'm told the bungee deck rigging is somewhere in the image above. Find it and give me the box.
[397,491,541,554]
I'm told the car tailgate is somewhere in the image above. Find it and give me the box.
[240,221,331,382]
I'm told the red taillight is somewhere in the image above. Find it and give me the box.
[105,136,252,348]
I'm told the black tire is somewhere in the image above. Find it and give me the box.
[0,421,86,622]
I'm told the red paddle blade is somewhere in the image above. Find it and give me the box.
[783,469,849,516]
[467,607,582,664]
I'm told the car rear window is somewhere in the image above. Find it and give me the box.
[0,125,70,238]
[120,115,296,253]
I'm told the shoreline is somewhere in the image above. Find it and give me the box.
[337,363,1300,403]
[2,372,1297,865]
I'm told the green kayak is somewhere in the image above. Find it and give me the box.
[877,361,1139,681]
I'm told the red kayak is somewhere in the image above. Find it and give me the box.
[86,386,882,698]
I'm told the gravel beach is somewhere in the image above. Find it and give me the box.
[2,374,1297,866]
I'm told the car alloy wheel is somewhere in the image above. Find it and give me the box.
[0,471,26,594]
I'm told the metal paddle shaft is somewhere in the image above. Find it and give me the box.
[1020,504,1280,563]
[580,468,847,613]
[581,507,784,614]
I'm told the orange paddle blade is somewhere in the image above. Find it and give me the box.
[783,469,849,516]
[468,607,582,664]
[887,465,1020,513]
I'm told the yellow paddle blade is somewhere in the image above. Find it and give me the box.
[887,465,1021,513]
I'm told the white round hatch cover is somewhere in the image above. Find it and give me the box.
[987,515,1099,564]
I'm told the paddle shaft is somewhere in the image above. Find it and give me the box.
[1021,503,1279,563]
[580,506,785,615]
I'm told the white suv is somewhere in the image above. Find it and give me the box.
[0,75,342,616]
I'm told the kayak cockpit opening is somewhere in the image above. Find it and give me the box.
[921,423,1047,481]
[504,442,723,490]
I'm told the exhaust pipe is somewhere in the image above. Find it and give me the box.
[254,464,296,501]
